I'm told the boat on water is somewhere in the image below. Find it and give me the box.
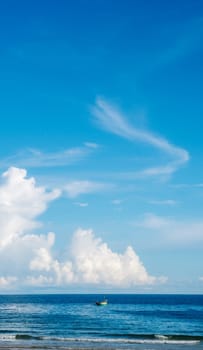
[95,299,108,306]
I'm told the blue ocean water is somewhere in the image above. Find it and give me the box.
[0,294,202,350]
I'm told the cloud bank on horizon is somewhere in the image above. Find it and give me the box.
[0,167,165,290]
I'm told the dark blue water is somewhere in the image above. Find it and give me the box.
[0,294,202,350]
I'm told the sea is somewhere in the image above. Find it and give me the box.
[0,294,202,350]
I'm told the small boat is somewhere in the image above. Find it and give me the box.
[95,299,108,306]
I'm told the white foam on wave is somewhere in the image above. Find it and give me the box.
[0,334,16,341]
[155,334,169,340]
[42,336,200,345]
[0,334,200,345]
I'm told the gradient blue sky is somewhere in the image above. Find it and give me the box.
[0,0,203,293]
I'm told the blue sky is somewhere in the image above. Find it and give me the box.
[0,0,203,293]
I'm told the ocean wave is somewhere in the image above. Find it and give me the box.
[16,334,43,340]
[0,333,200,345]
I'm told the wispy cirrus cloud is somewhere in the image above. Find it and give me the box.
[64,180,112,198]
[0,143,98,169]
[149,199,177,206]
[112,199,123,205]
[156,16,203,67]
[84,142,99,149]
[74,202,89,207]
[170,183,203,190]
[92,97,189,177]
[135,213,203,245]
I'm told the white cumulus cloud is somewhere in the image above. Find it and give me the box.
[0,167,165,290]
[70,228,161,286]
[29,228,162,287]
[0,167,60,248]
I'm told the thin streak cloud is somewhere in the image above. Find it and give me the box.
[0,144,96,168]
